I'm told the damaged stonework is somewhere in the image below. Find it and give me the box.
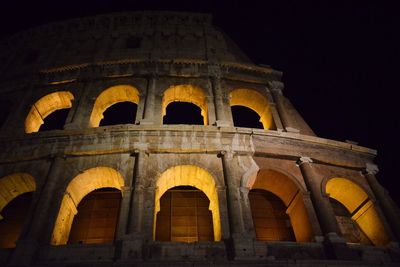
[0,11,399,267]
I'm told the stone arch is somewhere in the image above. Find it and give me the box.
[51,167,125,245]
[89,85,140,127]
[248,169,313,242]
[25,91,74,133]
[326,177,390,246]
[229,88,274,129]
[0,173,36,220]
[154,165,221,241]
[162,84,208,125]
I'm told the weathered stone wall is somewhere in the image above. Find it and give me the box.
[0,11,399,267]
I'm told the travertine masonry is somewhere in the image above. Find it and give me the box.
[0,11,399,267]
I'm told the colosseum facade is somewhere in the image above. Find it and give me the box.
[0,11,399,267]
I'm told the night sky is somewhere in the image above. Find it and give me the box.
[1,1,399,204]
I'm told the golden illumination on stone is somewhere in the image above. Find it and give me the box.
[249,169,313,242]
[326,178,390,245]
[154,165,221,241]
[51,167,125,245]
[162,85,208,125]
[25,91,74,133]
[89,85,140,127]
[230,88,274,129]
[0,173,36,220]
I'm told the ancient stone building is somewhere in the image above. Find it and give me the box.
[0,11,399,267]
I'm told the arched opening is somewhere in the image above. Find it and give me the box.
[99,101,138,126]
[0,192,34,248]
[249,189,295,241]
[68,188,121,244]
[154,165,221,241]
[0,173,36,248]
[51,167,124,245]
[89,85,140,127]
[231,105,264,129]
[25,91,74,133]
[329,198,371,245]
[248,169,313,242]
[155,186,214,242]
[326,177,390,246]
[230,88,275,130]
[39,108,70,131]
[162,85,208,125]
[163,102,204,125]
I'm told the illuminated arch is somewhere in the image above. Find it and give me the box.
[0,173,36,220]
[326,177,390,246]
[230,88,274,129]
[51,167,124,245]
[25,91,74,133]
[249,169,313,242]
[162,85,208,125]
[154,165,220,241]
[89,85,140,127]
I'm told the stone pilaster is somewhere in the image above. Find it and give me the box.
[268,103,284,131]
[64,81,97,129]
[221,151,256,259]
[119,151,148,262]
[209,65,232,127]
[239,186,257,236]
[269,81,299,133]
[301,192,324,241]
[116,186,133,238]
[140,75,157,125]
[363,163,400,241]
[63,82,85,130]
[296,157,358,260]
[297,157,341,238]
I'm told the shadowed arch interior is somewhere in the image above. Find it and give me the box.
[326,177,390,246]
[231,105,264,129]
[51,167,124,245]
[162,85,208,125]
[329,197,372,245]
[0,173,36,248]
[249,189,295,241]
[154,165,221,241]
[155,186,214,242]
[163,102,204,125]
[25,91,74,133]
[89,85,140,127]
[68,188,121,244]
[99,101,138,126]
[0,173,36,218]
[249,169,313,242]
[230,88,275,130]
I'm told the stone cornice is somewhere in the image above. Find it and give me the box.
[37,59,281,77]
[0,125,376,166]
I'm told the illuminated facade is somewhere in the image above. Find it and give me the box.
[0,11,399,266]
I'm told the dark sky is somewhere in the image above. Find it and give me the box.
[1,0,399,204]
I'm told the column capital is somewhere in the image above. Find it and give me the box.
[207,64,222,78]
[217,185,227,191]
[296,156,313,166]
[268,80,284,92]
[239,186,250,194]
[121,186,132,193]
[219,150,235,158]
[364,163,379,175]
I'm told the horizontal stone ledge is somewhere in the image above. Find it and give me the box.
[0,125,376,156]
[37,59,280,76]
